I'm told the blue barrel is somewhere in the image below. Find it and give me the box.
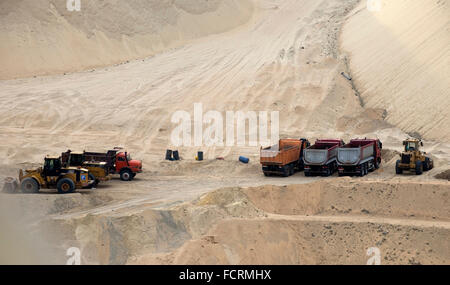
[239,156,250,164]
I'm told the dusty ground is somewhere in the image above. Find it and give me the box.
[0,0,449,264]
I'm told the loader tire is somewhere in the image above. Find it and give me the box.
[423,158,431,171]
[21,178,40,194]
[395,160,403,175]
[57,178,75,194]
[415,161,423,175]
[89,173,98,188]
[120,169,133,181]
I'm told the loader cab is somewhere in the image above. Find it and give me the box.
[403,140,422,152]
[43,156,62,177]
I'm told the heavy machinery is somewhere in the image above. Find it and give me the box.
[396,139,434,175]
[260,138,311,177]
[337,139,383,177]
[61,150,111,187]
[76,148,142,181]
[303,139,345,177]
[19,156,90,194]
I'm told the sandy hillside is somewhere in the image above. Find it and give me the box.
[0,0,380,166]
[341,0,450,141]
[0,0,449,265]
[0,0,253,79]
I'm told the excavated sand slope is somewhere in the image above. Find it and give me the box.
[6,180,445,265]
[0,0,253,79]
[341,0,450,141]
[138,181,450,265]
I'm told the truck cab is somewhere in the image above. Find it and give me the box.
[82,148,143,181]
[115,151,143,181]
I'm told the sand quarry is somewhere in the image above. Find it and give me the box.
[0,0,449,264]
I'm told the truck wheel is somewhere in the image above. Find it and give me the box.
[369,161,375,172]
[20,178,40,194]
[375,159,380,169]
[89,173,98,188]
[131,173,137,179]
[289,165,295,176]
[358,165,364,177]
[120,169,133,181]
[415,161,423,175]
[281,166,289,177]
[395,160,403,174]
[57,178,75,194]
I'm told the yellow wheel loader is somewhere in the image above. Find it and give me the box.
[19,156,91,194]
[395,139,434,175]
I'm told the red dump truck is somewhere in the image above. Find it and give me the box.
[303,139,345,177]
[260,139,311,177]
[73,148,142,181]
[337,139,382,177]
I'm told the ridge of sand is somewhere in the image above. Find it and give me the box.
[341,0,450,141]
[0,0,254,79]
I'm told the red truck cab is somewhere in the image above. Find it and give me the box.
[115,151,143,180]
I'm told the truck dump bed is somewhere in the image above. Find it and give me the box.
[337,140,375,166]
[83,150,117,165]
[260,139,302,166]
[303,140,341,165]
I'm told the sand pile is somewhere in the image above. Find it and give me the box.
[436,170,450,181]
[341,0,450,141]
[0,0,253,79]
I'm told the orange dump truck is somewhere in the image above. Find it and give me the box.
[260,138,311,177]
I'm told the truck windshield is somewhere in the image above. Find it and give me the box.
[127,154,132,161]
